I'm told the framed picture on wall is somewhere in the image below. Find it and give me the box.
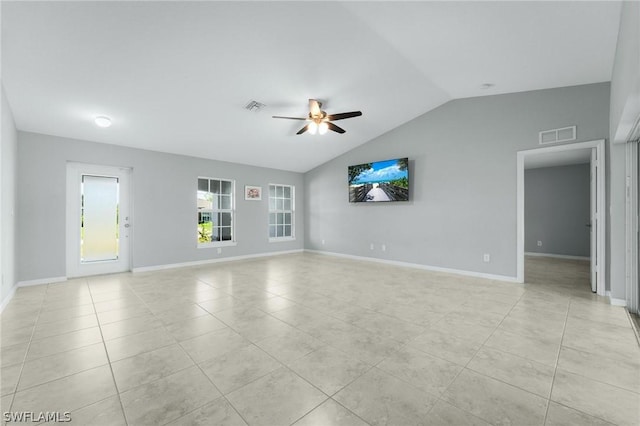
[245,185,262,200]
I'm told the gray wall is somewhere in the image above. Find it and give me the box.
[609,1,640,300]
[1,86,18,306]
[17,132,304,282]
[525,164,590,257]
[304,83,610,279]
[610,1,639,144]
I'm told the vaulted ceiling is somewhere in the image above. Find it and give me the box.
[2,1,621,172]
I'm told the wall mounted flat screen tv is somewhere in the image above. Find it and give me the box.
[348,158,409,202]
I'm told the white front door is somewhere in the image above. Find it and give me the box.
[66,163,131,277]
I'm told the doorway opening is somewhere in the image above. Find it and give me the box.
[66,163,132,277]
[517,139,606,296]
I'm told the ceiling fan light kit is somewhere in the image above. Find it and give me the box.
[307,121,329,135]
[273,99,362,135]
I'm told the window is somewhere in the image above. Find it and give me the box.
[269,184,294,241]
[197,177,235,246]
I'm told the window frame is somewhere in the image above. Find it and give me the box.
[197,176,237,248]
[268,183,295,243]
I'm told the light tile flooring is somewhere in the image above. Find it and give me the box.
[1,253,639,425]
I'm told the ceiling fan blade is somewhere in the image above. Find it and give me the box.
[309,99,322,117]
[272,115,307,120]
[296,124,309,135]
[327,122,346,134]
[326,111,362,121]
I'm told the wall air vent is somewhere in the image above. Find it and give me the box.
[539,126,576,145]
[244,100,266,112]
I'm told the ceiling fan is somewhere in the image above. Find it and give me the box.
[272,99,362,135]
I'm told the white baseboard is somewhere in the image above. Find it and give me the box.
[304,249,519,283]
[0,285,17,313]
[132,249,304,273]
[525,252,590,261]
[610,298,627,307]
[2,277,67,311]
[17,276,67,287]
[606,291,627,307]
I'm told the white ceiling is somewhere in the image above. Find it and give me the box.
[1,1,621,173]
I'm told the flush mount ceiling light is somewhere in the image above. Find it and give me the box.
[94,116,112,128]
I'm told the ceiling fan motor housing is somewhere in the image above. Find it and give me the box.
[309,111,327,122]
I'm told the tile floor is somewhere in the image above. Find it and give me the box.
[1,253,638,425]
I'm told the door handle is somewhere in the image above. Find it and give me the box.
[585,224,592,228]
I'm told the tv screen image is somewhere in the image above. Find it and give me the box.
[348,158,409,202]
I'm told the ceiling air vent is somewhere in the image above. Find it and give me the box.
[244,100,266,112]
[539,126,576,145]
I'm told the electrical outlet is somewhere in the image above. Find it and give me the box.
[537,240,542,247]
[483,253,490,263]
[217,248,222,254]
[370,243,374,250]
[382,244,386,252]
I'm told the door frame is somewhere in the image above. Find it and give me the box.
[516,139,606,295]
[625,140,639,313]
[590,148,598,292]
[66,162,133,278]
